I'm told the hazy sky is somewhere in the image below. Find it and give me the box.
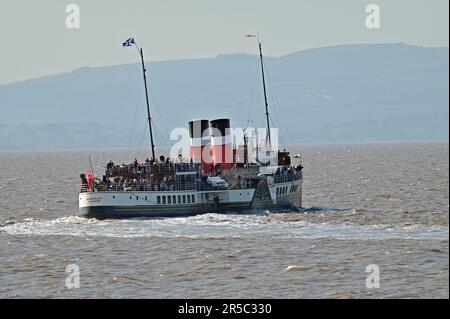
[0,0,448,84]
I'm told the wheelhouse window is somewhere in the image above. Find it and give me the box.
[182,195,186,203]
[192,195,195,203]
[157,196,161,204]
[162,196,166,204]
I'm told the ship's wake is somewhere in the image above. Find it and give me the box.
[1,213,447,240]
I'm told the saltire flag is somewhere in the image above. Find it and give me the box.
[245,34,257,38]
[122,37,135,47]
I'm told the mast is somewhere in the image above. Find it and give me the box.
[258,41,271,148]
[139,48,156,160]
[242,128,248,164]
[255,128,259,162]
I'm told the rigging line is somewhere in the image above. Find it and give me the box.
[136,68,170,151]
[265,66,294,146]
[155,119,170,150]
[260,60,280,129]
[135,119,149,160]
[254,113,268,131]
[149,101,171,150]
[147,85,172,146]
[267,79,292,146]
[265,77,284,142]
[246,59,262,128]
[153,120,169,150]
[251,56,274,131]
[268,113,287,147]
[126,63,145,159]
[136,73,169,154]
[251,114,267,139]
[126,78,144,159]
[148,94,170,150]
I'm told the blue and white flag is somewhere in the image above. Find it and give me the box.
[122,37,135,47]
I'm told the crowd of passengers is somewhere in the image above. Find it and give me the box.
[85,156,303,192]
[100,155,196,191]
[106,155,198,178]
[102,174,197,192]
[273,165,303,183]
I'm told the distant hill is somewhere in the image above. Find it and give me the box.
[0,123,130,150]
[0,43,448,150]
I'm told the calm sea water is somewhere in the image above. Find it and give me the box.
[0,142,448,298]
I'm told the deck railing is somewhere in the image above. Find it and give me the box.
[273,171,302,184]
[106,163,201,177]
[80,163,302,194]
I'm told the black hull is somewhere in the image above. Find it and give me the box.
[80,202,298,219]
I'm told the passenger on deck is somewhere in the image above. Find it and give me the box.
[107,160,114,169]
[80,174,88,191]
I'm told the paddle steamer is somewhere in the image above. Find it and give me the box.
[79,37,303,218]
